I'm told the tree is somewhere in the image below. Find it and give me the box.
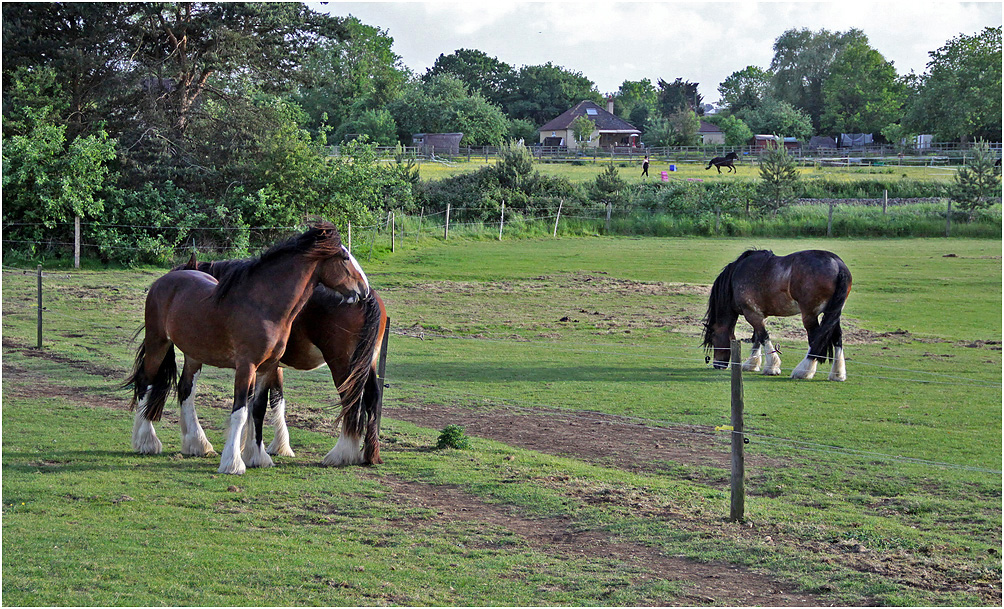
[822,42,907,135]
[667,110,701,146]
[387,74,510,146]
[717,66,772,114]
[424,48,514,108]
[2,67,117,248]
[505,62,601,124]
[570,116,596,147]
[642,116,674,148]
[755,138,799,216]
[334,109,399,146]
[903,26,1002,142]
[295,16,409,136]
[657,78,702,117]
[614,78,659,123]
[706,114,754,147]
[770,27,868,131]
[950,140,1001,220]
[737,98,813,141]
[591,164,628,207]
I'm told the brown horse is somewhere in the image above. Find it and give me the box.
[701,249,851,380]
[706,151,739,174]
[181,253,388,467]
[125,223,370,474]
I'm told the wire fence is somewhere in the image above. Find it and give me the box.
[3,267,1000,477]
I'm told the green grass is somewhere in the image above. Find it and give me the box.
[3,236,1001,606]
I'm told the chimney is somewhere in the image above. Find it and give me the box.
[607,96,615,114]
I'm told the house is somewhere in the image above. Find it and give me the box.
[538,100,641,150]
[698,120,725,145]
[412,133,463,155]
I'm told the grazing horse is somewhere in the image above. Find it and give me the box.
[701,249,852,381]
[180,254,388,467]
[706,151,739,174]
[125,223,370,474]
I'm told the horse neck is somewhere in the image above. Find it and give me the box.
[249,255,323,323]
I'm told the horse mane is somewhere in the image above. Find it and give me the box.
[210,223,342,304]
[701,249,770,350]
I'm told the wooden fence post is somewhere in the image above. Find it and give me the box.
[347,221,352,254]
[499,201,505,240]
[417,207,424,242]
[553,199,563,237]
[882,190,888,215]
[74,216,81,269]
[730,339,745,522]
[36,265,43,349]
[945,199,952,237]
[827,201,835,237]
[605,202,612,233]
[444,204,451,241]
[391,212,396,253]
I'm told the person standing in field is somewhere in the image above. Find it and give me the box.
[642,155,650,178]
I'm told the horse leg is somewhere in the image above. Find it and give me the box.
[828,347,847,382]
[241,370,275,468]
[265,368,296,457]
[741,316,767,372]
[130,339,175,455]
[791,313,821,380]
[322,370,364,467]
[178,357,216,456]
[218,363,255,475]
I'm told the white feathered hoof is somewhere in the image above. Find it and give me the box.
[790,356,818,380]
[828,348,847,381]
[322,434,364,467]
[242,440,275,469]
[218,441,246,475]
[266,437,296,458]
[181,431,216,457]
[132,411,163,454]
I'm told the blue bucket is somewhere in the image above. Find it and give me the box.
[669,164,676,171]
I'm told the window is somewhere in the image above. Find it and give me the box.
[585,108,598,116]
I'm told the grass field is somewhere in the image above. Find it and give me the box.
[405,155,958,186]
[2,236,1001,606]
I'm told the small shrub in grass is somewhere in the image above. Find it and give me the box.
[436,424,471,450]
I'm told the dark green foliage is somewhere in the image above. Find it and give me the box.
[591,164,629,206]
[436,424,471,450]
[756,140,800,216]
[950,140,1002,220]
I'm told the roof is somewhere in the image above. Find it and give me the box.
[539,100,640,134]
[697,120,723,134]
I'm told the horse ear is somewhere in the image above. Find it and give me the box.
[184,252,198,270]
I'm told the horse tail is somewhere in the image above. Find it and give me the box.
[122,340,177,422]
[705,159,713,170]
[702,260,738,351]
[809,262,852,362]
[334,292,384,437]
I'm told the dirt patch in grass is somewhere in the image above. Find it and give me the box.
[370,473,825,607]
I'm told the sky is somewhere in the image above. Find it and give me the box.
[309,1,1002,104]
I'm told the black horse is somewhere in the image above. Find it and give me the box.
[701,249,852,381]
[706,151,739,174]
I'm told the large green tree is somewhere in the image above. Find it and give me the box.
[294,16,409,138]
[613,78,659,126]
[821,42,907,135]
[737,97,813,141]
[903,26,1002,142]
[424,48,514,108]
[717,66,772,114]
[657,78,702,117]
[388,74,510,146]
[505,62,600,124]
[770,27,868,132]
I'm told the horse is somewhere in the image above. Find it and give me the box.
[706,151,739,174]
[124,222,370,474]
[701,249,852,381]
[178,253,388,467]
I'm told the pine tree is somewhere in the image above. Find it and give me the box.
[755,138,799,216]
[951,140,1001,221]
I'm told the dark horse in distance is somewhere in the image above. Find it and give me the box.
[125,223,371,474]
[702,249,852,381]
[706,151,739,173]
[181,254,388,467]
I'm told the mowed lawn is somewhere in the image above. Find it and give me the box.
[2,236,1000,606]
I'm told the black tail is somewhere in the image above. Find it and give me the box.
[808,264,852,362]
[705,160,713,170]
[122,342,177,422]
[334,292,384,436]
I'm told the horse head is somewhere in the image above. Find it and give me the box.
[308,223,370,303]
[702,320,734,370]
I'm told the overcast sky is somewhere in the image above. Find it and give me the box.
[309,1,1001,104]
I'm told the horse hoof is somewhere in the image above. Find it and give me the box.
[762,368,782,376]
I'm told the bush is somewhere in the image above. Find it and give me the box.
[436,424,471,450]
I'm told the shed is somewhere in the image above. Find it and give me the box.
[412,133,464,155]
[754,134,800,151]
